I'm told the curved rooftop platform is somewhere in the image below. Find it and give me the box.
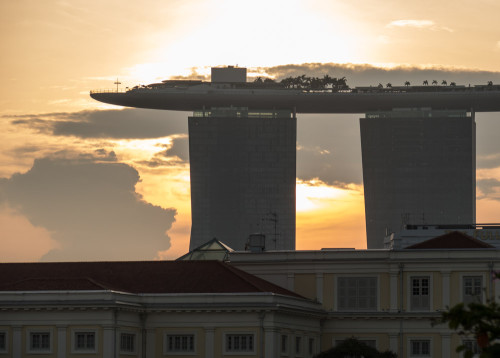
[90,83,500,113]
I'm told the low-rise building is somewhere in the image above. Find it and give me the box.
[0,261,323,358]
[229,232,500,357]
[1,233,499,358]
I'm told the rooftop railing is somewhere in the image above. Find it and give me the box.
[90,89,127,94]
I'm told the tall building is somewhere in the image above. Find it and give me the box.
[188,107,296,251]
[91,68,500,250]
[360,109,476,248]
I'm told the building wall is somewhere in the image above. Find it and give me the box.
[0,293,322,358]
[230,249,500,357]
[360,109,476,248]
[188,115,296,251]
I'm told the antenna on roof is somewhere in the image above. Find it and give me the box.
[114,78,121,92]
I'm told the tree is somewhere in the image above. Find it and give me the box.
[313,338,397,358]
[438,274,500,358]
[432,79,438,85]
[423,80,429,86]
[404,81,411,87]
[386,83,392,88]
[442,80,448,86]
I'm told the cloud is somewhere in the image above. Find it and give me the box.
[158,136,189,162]
[386,20,453,32]
[297,114,363,185]
[0,155,176,261]
[0,205,58,262]
[477,178,500,201]
[260,63,500,87]
[5,108,189,139]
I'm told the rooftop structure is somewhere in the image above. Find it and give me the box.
[385,223,500,249]
[90,78,500,113]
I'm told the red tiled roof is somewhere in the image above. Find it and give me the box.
[0,261,301,297]
[405,231,495,249]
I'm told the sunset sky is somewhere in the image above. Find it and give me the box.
[2,0,500,262]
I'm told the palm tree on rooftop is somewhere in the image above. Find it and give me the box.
[337,76,347,89]
[432,80,438,85]
[322,74,333,89]
[404,81,411,87]
[386,83,392,88]
[442,80,448,86]
[423,80,429,86]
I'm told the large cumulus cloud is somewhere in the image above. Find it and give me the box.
[0,154,176,261]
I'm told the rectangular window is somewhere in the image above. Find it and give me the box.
[30,332,50,351]
[0,332,6,352]
[308,338,314,355]
[120,333,135,353]
[166,334,195,353]
[281,335,288,354]
[463,339,481,355]
[410,339,430,356]
[338,277,377,311]
[226,334,254,353]
[74,332,95,351]
[295,336,302,355]
[411,276,430,311]
[463,276,483,304]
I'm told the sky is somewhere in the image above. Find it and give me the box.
[1,0,500,262]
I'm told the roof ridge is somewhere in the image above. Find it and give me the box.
[405,230,495,249]
[216,261,269,292]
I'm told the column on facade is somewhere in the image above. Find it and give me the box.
[316,273,324,303]
[264,327,279,358]
[495,274,500,303]
[57,326,66,358]
[103,325,115,358]
[389,270,399,312]
[287,273,295,292]
[204,327,215,358]
[12,326,22,358]
[441,271,451,309]
[441,333,451,358]
[389,333,398,356]
[145,328,156,358]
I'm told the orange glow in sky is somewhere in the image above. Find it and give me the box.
[1,0,500,261]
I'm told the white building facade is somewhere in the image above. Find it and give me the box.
[229,246,500,358]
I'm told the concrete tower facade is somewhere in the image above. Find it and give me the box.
[360,109,476,249]
[188,108,296,251]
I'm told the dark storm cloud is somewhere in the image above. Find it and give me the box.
[6,108,189,139]
[0,155,176,261]
[260,63,500,87]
